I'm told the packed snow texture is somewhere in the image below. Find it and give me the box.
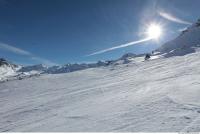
[1,51,200,132]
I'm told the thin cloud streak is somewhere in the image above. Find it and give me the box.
[158,11,192,25]
[0,42,57,65]
[87,37,151,56]
[0,42,31,55]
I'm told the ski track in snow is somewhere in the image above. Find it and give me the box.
[1,52,200,132]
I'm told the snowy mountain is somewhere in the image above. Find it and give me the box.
[0,56,137,82]
[0,59,45,82]
[19,64,48,73]
[157,19,200,57]
[0,58,18,69]
[18,56,137,75]
[0,58,20,81]
[44,60,128,74]
[45,64,88,74]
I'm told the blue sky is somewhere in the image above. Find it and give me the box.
[0,0,199,65]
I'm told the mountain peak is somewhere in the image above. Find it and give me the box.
[156,18,200,57]
[0,58,18,68]
[0,58,9,66]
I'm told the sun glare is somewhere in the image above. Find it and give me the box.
[147,24,162,39]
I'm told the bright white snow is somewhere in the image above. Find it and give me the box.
[1,51,200,132]
[0,65,18,82]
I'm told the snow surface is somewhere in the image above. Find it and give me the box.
[1,51,200,132]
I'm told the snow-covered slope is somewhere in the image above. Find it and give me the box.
[157,19,200,57]
[1,51,200,132]
[0,58,20,81]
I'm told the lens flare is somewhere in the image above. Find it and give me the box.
[147,24,162,39]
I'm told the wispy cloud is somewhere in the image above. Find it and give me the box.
[0,42,57,65]
[87,37,151,56]
[158,11,192,25]
[0,43,32,56]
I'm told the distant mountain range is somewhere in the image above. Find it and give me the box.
[0,52,140,82]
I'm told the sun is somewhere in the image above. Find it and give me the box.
[147,24,162,39]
